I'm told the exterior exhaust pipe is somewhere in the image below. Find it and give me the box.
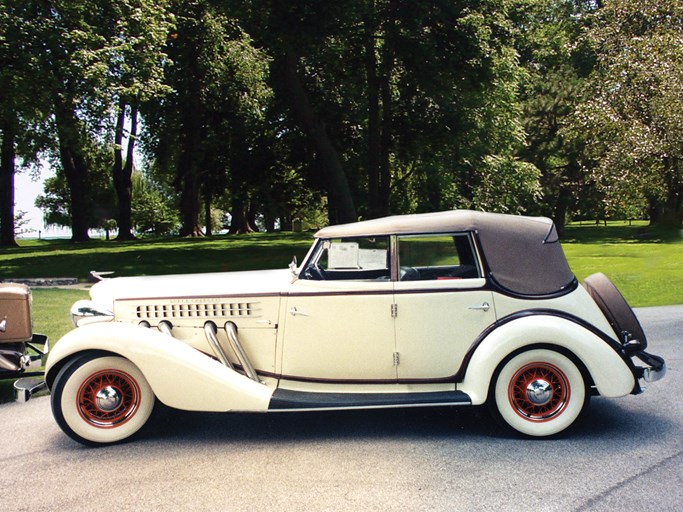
[224,321,260,382]
[203,322,235,370]
[158,320,174,337]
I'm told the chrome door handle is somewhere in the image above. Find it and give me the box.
[468,302,490,312]
[289,307,309,317]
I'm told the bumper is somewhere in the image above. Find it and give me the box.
[0,334,49,375]
[0,334,50,402]
[635,350,666,384]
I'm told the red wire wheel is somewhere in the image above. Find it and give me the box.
[76,369,142,428]
[508,362,569,422]
[490,349,589,437]
[51,354,155,445]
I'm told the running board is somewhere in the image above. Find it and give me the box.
[269,389,471,411]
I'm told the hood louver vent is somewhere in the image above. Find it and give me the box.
[136,302,260,320]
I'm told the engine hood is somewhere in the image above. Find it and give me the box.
[90,268,293,307]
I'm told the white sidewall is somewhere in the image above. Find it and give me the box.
[494,349,586,437]
[59,356,155,444]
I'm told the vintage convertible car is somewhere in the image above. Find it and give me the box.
[42,210,665,445]
[0,283,49,397]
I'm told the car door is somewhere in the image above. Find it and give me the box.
[393,233,496,380]
[281,236,397,382]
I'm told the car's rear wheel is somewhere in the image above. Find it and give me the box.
[51,353,155,445]
[489,348,589,437]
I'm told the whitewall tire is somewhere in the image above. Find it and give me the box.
[51,353,155,445]
[490,348,589,437]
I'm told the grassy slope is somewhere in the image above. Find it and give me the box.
[4,232,313,279]
[562,222,683,307]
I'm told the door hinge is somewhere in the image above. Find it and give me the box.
[393,352,400,366]
[391,303,398,317]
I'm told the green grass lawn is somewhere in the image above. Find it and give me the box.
[562,221,683,307]
[4,232,313,279]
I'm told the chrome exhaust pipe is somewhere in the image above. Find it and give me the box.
[203,322,235,370]
[224,321,260,382]
[158,320,174,337]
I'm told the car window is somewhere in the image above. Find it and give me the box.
[397,234,480,281]
[302,236,390,280]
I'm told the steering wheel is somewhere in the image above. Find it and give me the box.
[303,264,325,281]
[399,266,420,281]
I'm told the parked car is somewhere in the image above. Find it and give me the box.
[41,210,665,445]
[0,283,49,397]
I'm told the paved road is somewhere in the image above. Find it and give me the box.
[2,306,681,512]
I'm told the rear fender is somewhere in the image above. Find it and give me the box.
[459,314,635,405]
[45,323,273,412]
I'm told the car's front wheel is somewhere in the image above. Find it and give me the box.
[51,353,155,445]
[489,348,589,437]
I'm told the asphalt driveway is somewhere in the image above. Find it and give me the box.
[1,306,681,511]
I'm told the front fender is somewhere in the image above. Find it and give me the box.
[46,323,274,412]
[459,314,635,405]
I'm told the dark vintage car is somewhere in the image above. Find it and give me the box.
[37,210,665,445]
[0,283,49,398]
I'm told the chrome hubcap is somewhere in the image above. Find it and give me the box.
[526,379,552,406]
[95,386,122,412]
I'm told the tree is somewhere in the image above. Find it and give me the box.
[0,111,18,247]
[0,1,51,246]
[4,1,173,243]
[143,0,271,236]
[108,2,173,240]
[130,171,179,235]
[512,0,598,230]
[36,141,117,233]
[253,1,360,224]
[241,0,537,223]
[573,0,683,225]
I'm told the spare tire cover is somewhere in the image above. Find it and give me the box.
[583,272,647,349]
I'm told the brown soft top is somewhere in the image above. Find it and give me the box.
[315,210,576,296]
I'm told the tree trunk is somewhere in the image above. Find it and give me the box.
[248,201,259,231]
[365,4,381,219]
[553,185,572,236]
[178,170,203,236]
[204,193,212,236]
[0,112,18,247]
[649,159,683,226]
[177,106,204,237]
[378,34,394,218]
[54,105,91,242]
[280,52,356,224]
[228,196,255,234]
[113,101,137,241]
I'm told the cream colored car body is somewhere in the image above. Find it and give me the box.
[47,280,634,412]
[45,210,665,443]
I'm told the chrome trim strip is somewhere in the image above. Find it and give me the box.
[269,402,471,413]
